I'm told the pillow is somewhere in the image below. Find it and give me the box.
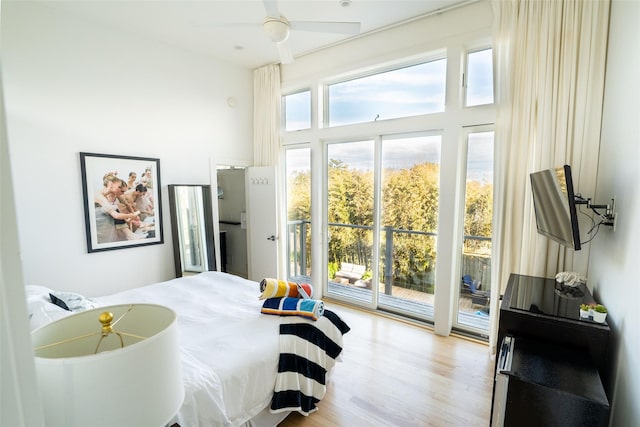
[49,293,71,310]
[25,285,54,303]
[48,291,96,312]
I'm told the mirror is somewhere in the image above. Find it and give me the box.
[216,166,248,278]
[168,185,225,277]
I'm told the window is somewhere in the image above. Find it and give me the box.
[465,48,494,107]
[327,59,447,127]
[285,147,312,282]
[378,134,441,318]
[284,90,311,131]
[281,24,495,337]
[457,130,494,333]
[326,141,375,304]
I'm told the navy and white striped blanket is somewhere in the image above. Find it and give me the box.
[270,309,350,415]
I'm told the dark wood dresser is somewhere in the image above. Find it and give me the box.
[491,274,611,426]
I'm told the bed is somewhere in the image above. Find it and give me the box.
[25,271,349,427]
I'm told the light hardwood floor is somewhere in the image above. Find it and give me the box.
[278,302,494,427]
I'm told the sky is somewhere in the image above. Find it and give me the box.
[328,59,446,126]
[284,48,494,182]
[285,48,493,130]
[287,132,493,183]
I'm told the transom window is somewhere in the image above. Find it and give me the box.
[326,59,447,127]
[465,48,494,107]
[284,90,311,131]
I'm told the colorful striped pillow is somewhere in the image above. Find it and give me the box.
[260,297,324,321]
[258,278,313,300]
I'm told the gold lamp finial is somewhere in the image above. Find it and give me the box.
[95,311,125,353]
[99,311,114,335]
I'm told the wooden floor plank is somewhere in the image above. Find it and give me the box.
[278,303,494,427]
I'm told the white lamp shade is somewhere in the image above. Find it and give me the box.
[32,304,184,427]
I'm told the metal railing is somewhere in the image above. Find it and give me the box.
[287,219,491,292]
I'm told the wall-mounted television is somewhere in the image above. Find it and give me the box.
[530,165,581,251]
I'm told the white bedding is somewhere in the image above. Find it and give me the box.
[27,272,290,427]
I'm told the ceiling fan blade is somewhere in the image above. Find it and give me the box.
[277,41,294,64]
[289,21,361,35]
[263,0,280,17]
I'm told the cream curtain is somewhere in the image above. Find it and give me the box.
[253,64,282,167]
[490,0,611,353]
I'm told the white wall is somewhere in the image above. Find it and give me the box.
[1,2,253,296]
[588,0,640,425]
[282,0,492,87]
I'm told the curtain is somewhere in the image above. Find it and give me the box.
[490,0,611,353]
[253,64,282,167]
[252,64,285,277]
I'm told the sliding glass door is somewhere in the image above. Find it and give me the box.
[325,134,441,321]
[456,129,493,335]
[285,147,312,284]
[377,134,441,319]
[326,140,375,305]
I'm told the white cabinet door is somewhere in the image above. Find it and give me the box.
[246,166,278,281]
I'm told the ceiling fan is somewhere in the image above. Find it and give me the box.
[259,0,361,64]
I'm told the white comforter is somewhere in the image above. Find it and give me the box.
[97,272,282,427]
[29,272,283,427]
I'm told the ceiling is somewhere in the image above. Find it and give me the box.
[51,0,472,69]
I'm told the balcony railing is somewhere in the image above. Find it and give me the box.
[287,219,492,333]
[287,219,491,292]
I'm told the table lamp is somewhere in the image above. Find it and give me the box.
[31,304,184,427]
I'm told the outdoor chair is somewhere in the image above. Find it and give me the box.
[335,262,366,284]
[461,274,490,306]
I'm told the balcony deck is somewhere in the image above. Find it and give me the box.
[291,275,490,333]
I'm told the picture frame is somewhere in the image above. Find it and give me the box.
[80,152,163,252]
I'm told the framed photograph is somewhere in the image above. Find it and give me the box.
[80,152,163,252]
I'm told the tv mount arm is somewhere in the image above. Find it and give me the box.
[574,196,616,228]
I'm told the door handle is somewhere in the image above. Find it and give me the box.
[267,235,276,241]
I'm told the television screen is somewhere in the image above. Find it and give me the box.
[529,165,581,250]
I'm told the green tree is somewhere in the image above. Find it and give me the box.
[287,170,312,274]
[380,162,439,290]
[287,170,310,220]
[288,160,493,290]
[327,160,374,267]
[463,179,493,256]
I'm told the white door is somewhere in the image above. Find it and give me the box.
[246,166,278,281]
